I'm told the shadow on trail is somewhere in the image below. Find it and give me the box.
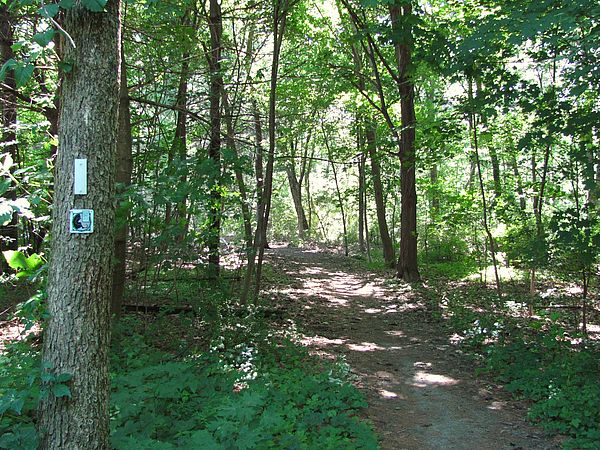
[266,247,558,450]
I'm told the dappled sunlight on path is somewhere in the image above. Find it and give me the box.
[267,247,559,450]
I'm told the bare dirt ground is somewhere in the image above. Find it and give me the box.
[266,247,562,450]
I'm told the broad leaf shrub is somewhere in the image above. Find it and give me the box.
[484,327,600,449]
[110,311,377,449]
[0,341,39,450]
[1,307,377,449]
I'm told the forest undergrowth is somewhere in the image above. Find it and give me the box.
[417,260,600,449]
[0,273,377,450]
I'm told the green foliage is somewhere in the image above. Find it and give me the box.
[109,312,377,449]
[2,251,44,281]
[441,286,600,448]
[81,0,108,12]
[503,221,548,270]
[484,328,600,448]
[32,29,55,47]
[549,207,599,279]
[420,231,479,279]
[14,290,47,330]
[0,342,40,450]
[2,250,47,328]
[0,306,377,450]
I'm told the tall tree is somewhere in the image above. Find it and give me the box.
[285,135,311,239]
[37,1,121,448]
[389,0,419,281]
[112,39,133,317]
[0,2,18,273]
[366,120,395,267]
[206,0,223,277]
[222,89,253,249]
[339,0,419,279]
[242,0,292,303]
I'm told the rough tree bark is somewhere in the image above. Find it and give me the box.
[38,2,121,449]
[389,1,420,281]
[207,0,222,277]
[0,3,18,273]
[111,41,132,317]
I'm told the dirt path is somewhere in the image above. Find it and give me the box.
[266,247,560,450]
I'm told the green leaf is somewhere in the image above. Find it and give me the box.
[41,371,55,383]
[14,62,34,88]
[0,58,16,81]
[0,178,11,195]
[81,0,108,12]
[56,372,72,383]
[58,60,73,73]
[38,4,60,18]
[3,250,28,271]
[0,210,11,226]
[25,253,44,271]
[10,397,25,415]
[33,29,56,47]
[59,0,76,7]
[187,430,220,448]
[52,384,71,398]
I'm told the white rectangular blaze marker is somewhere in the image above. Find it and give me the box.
[74,158,87,195]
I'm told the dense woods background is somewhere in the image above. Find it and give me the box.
[0,0,598,448]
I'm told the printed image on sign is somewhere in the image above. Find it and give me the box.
[69,209,94,234]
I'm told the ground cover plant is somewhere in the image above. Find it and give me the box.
[0,277,377,450]
[425,275,600,449]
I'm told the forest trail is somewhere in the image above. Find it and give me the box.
[266,247,560,450]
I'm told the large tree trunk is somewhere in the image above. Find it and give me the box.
[389,1,420,281]
[38,2,121,449]
[111,41,133,317]
[0,3,18,273]
[366,120,395,268]
[207,0,222,277]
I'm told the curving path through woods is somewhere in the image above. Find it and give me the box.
[266,247,560,450]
